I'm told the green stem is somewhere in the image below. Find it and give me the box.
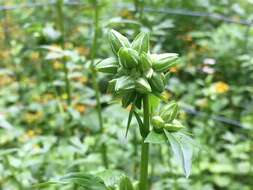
[56,0,71,105]
[90,0,103,133]
[132,129,138,178]
[2,2,10,46]
[133,0,139,14]
[101,143,109,168]
[139,95,150,190]
[90,0,108,169]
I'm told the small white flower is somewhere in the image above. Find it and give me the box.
[202,66,215,74]
[203,58,216,65]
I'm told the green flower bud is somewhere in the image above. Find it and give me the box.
[160,101,179,122]
[148,72,165,93]
[131,31,150,53]
[117,66,128,76]
[108,29,130,55]
[139,52,152,72]
[135,77,152,94]
[144,68,153,79]
[118,47,139,69]
[151,115,165,133]
[164,120,184,132]
[129,67,141,78]
[115,76,135,93]
[152,53,178,73]
[96,57,118,74]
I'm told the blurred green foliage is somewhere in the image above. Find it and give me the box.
[0,0,252,189]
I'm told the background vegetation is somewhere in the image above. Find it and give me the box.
[0,0,252,189]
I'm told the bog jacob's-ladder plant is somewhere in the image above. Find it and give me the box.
[96,29,195,190]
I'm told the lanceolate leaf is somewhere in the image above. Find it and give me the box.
[125,105,135,137]
[35,172,107,190]
[97,169,125,188]
[119,176,134,190]
[144,130,167,144]
[133,111,145,137]
[60,172,107,190]
[164,131,194,178]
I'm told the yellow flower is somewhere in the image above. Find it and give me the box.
[62,93,68,100]
[23,111,43,124]
[75,47,90,56]
[41,93,55,103]
[27,130,36,138]
[181,35,192,42]
[53,61,63,69]
[65,42,73,49]
[72,75,88,84]
[163,91,172,100]
[0,75,13,86]
[74,104,87,114]
[30,52,40,61]
[213,81,230,94]
[19,129,41,142]
[0,50,10,59]
[119,9,134,19]
[170,66,178,73]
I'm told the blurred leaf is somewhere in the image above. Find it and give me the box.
[145,130,167,144]
[119,176,134,190]
[165,131,194,178]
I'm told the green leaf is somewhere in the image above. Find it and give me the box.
[97,170,125,188]
[164,131,194,178]
[144,130,167,144]
[119,176,134,190]
[0,148,18,156]
[61,173,106,190]
[35,172,107,190]
[149,94,160,113]
[133,111,145,137]
[125,105,135,137]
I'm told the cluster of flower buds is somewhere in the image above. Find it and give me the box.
[96,29,179,108]
[151,101,184,133]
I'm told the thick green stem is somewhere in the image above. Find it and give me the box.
[56,0,71,105]
[132,129,138,178]
[90,0,108,169]
[139,95,150,190]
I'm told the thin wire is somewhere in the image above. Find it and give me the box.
[116,4,253,26]
[0,2,55,11]
[0,2,252,26]
[0,1,93,11]
[143,7,253,26]
[182,105,247,128]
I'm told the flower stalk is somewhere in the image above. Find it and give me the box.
[139,95,150,190]
[90,0,108,169]
[56,0,71,105]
